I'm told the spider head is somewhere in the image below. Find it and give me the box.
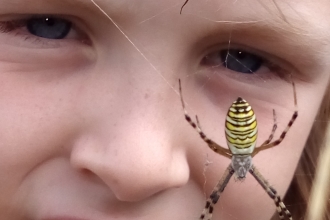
[231,155,252,179]
[225,97,258,155]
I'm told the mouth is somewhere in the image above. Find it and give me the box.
[42,217,90,220]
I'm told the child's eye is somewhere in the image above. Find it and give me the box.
[26,16,72,39]
[202,49,264,74]
[0,15,86,45]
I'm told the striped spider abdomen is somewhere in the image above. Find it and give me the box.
[225,97,258,155]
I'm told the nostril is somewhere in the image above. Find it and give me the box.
[79,168,94,176]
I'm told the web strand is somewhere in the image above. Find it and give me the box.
[90,0,178,95]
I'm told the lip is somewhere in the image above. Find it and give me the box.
[42,217,90,220]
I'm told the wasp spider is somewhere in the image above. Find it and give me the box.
[179,79,298,220]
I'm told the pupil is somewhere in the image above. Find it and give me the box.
[45,18,55,26]
[221,49,263,74]
[237,51,245,59]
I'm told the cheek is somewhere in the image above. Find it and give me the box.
[184,84,315,219]
[0,73,88,210]
[0,41,95,187]
[0,97,72,187]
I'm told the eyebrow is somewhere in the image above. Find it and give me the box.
[0,0,95,14]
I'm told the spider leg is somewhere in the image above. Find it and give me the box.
[260,109,278,146]
[252,109,297,157]
[179,79,232,159]
[252,80,298,157]
[199,165,235,220]
[195,115,232,158]
[180,0,189,14]
[249,165,292,220]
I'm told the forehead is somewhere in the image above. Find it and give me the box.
[6,0,330,27]
[183,0,330,36]
[91,0,330,47]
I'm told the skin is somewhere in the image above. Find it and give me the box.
[0,0,330,219]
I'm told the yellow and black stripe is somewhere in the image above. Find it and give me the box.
[225,97,258,154]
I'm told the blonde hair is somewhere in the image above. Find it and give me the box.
[274,83,330,220]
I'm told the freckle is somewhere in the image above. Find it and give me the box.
[144,93,149,99]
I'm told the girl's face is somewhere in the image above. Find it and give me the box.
[1,0,330,219]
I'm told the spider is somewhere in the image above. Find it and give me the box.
[178,79,298,220]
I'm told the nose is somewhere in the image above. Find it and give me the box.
[70,99,189,202]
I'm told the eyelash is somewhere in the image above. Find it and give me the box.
[0,19,25,33]
[0,17,56,46]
